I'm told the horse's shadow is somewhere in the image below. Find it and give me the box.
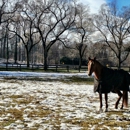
[111,107,130,112]
[95,108,130,114]
[108,110,130,121]
[95,109,130,121]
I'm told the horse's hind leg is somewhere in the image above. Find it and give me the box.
[104,93,108,112]
[121,90,128,109]
[115,90,122,109]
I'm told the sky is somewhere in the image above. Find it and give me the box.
[79,0,130,14]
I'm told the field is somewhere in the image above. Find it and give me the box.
[0,72,130,130]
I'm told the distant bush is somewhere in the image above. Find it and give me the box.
[60,57,87,65]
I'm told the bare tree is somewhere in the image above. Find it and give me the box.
[70,4,93,72]
[0,0,18,25]
[8,2,41,67]
[92,2,130,69]
[34,0,77,70]
[0,24,6,59]
[0,0,19,61]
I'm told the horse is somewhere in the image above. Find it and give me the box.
[87,57,130,112]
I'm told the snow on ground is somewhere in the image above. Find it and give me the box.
[0,71,88,79]
[0,71,130,130]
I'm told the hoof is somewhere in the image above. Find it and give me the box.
[105,108,108,112]
[96,108,103,113]
[120,107,123,109]
[115,104,118,109]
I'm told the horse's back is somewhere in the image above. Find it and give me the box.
[125,70,130,86]
[94,67,130,93]
[102,68,124,89]
[117,69,130,91]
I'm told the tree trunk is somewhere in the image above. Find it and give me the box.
[3,35,6,59]
[6,34,9,71]
[117,52,121,69]
[25,47,30,67]
[118,58,121,69]
[0,42,2,57]
[14,35,17,63]
[78,49,83,72]
[27,53,30,67]
[79,56,82,72]
[44,51,48,70]
[118,48,121,69]
[18,46,21,61]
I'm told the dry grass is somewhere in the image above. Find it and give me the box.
[0,79,130,130]
[0,94,130,129]
[2,76,94,84]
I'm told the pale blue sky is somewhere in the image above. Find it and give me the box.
[107,0,130,9]
[79,0,130,14]
[79,0,106,13]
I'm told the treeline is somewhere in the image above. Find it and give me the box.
[60,57,87,65]
[0,0,130,71]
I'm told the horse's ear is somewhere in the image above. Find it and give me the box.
[88,57,91,60]
[94,57,96,61]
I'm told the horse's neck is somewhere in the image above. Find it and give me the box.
[94,62,103,80]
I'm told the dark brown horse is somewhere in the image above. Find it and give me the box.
[87,57,129,112]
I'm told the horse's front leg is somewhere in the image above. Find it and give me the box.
[104,93,108,112]
[99,93,103,113]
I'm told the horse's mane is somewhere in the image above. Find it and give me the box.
[95,59,103,67]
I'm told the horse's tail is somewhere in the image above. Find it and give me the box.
[127,72,130,85]
[123,91,128,107]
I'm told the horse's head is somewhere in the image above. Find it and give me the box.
[87,57,96,76]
